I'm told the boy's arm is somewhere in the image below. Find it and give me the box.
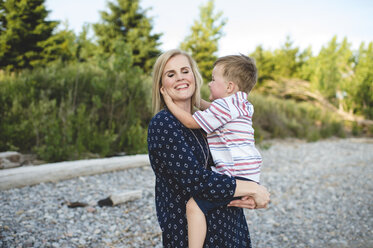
[200,99,211,110]
[160,87,200,129]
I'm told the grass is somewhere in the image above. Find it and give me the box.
[249,92,346,143]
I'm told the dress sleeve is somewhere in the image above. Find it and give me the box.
[192,98,232,134]
[148,113,236,201]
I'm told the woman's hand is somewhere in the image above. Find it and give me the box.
[252,184,270,208]
[228,196,256,209]
[232,182,270,209]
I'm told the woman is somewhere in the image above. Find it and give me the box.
[148,49,270,247]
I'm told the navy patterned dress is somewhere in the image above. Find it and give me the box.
[148,109,252,248]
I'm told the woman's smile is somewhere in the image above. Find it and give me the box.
[175,83,190,90]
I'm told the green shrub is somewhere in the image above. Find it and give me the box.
[0,63,354,162]
[0,44,152,162]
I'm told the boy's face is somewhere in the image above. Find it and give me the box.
[208,65,229,101]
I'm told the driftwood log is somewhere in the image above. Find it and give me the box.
[98,190,143,207]
[0,155,149,190]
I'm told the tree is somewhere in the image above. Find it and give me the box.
[347,42,373,118]
[0,1,6,32]
[250,45,276,83]
[75,24,97,62]
[273,36,301,78]
[0,0,58,70]
[310,36,353,100]
[297,46,314,81]
[93,0,161,73]
[32,25,78,67]
[180,0,226,84]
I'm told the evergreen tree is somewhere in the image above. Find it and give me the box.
[250,45,276,82]
[297,46,314,81]
[93,0,161,73]
[0,1,5,32]
[75,24,97,62]
[180,0,226,83]
[32,25,78,67]
[348,42,373,118]
[273,36,301,78]
[310,36,353,100]
[0,0,58,70]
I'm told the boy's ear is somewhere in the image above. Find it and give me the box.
[226,81,237,93]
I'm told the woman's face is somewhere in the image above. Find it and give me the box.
[162,54,196,105]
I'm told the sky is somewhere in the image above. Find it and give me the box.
[45,0,373,56]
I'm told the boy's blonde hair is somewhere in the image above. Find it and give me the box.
[152,49,203,115]
[214,54,258,93]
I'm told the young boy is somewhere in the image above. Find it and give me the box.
[161,54,262,248]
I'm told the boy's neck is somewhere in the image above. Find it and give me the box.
[223,89,240,99]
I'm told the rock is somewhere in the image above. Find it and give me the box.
[86,206,96,213]
[1,138,372,248]
[65,201,88,208]
[0,151,21,163]
[0,151,22,169]
[0,152,38,169]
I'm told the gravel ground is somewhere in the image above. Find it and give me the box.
[1,137,372,248]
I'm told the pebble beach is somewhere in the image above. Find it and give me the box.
[1,137,372,248]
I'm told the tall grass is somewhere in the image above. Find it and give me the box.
[249,93,346,142]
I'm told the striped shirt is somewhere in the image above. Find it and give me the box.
[193,92,262,182]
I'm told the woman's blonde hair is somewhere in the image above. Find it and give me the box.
[152,49,203,115]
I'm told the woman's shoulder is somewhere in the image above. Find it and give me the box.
[148,109,189,143]
[149,109,182,129]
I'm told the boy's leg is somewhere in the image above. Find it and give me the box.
[186,197,207,248]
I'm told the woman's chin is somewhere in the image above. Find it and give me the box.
[175,90,194,100]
